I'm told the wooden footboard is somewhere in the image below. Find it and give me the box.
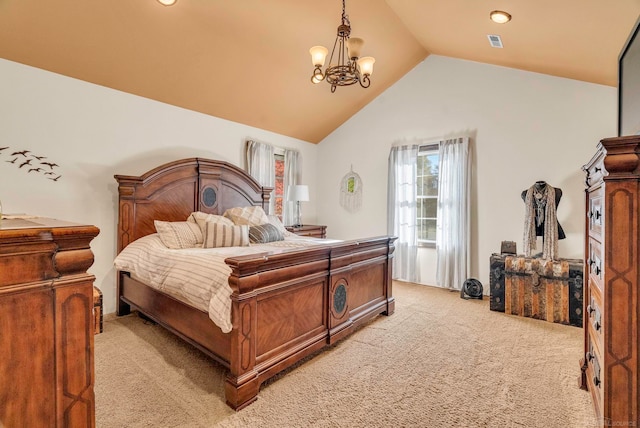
[117,236,395,410]
[223,236,395,409]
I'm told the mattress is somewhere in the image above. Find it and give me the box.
[113,234,337,333]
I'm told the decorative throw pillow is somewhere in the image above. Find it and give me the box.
[249,223,284,244]
[187,211,235,234]
[154,220,203,249]
[223,206,270,227]
[267,215,297,237]
[202,222,250,248]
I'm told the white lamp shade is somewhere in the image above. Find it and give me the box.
[346,38,364,59]
[309,46,328,67]
[358,57,375,76]
[157,0,177,5]
[288,185,309,202]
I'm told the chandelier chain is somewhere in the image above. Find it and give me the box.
[341,0,350,27]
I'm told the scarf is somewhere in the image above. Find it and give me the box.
[523,183,558,260]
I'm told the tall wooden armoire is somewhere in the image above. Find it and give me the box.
[581,135,640,427]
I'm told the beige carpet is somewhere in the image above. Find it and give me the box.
[95,281,595,428]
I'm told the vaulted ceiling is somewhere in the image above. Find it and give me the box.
[0,0,638,143]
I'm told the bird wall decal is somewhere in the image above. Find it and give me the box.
[40,162,59,169]
[1,147,62,182]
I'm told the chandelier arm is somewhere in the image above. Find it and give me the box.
[327,37,340,73]
[359,74,371,88]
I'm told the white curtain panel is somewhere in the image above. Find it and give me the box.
[283,149,300,226]
[436,137,471,290]
[387,144,420,283]
[246,140,275,214]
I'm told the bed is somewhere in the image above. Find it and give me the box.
[114,157,396,410]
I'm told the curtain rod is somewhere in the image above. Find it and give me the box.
[391,135,469,148]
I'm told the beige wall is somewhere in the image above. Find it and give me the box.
[0,58,318,315]
[0,54,618,312]
[316,55,616,288]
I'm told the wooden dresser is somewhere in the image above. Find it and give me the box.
[285,224,327,238]
[581,135,640,427]
[0,216,99,427]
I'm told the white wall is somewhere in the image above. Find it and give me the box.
[0,58,318,314]
[317,55,616,288]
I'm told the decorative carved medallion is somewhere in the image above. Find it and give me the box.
[202,186,217,208]
[333,283,347,315]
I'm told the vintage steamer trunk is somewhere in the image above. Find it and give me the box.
[489,253,583,327]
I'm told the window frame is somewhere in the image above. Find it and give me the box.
[416,143,439,248]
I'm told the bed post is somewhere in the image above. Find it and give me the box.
[224,269,260,410]
[384,237,396,316]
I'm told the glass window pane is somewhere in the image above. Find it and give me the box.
[425,154,439,176]
[275,197,283,216]
[425,219,437,241]
[418,218,426,241]
[275,180,284,196]
[424,176,438,196]
[425,198,437,218]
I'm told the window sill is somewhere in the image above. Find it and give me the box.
[418,242,436,249]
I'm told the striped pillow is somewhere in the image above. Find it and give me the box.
[249,223,284,244]
[202,222,250,248]
[187,211,235,234]
[154,220,203,249]
[223,206,270,226]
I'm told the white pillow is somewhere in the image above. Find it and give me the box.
[223,206,270,227]
[202,222,250,248]
[154,220,203,249]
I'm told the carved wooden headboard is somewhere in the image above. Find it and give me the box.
[115,158,272,253]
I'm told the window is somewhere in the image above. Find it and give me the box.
[273,154,285,219]
[417,145,439,245]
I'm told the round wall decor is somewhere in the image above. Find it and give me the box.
[339,166,362,213]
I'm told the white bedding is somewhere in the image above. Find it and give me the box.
[113,234,338,333]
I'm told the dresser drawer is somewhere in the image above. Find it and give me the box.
[584,150,605,188]
[587,238,603,291]
[587,186,604,239]
[586,286,604,349]
[585,331,604,418]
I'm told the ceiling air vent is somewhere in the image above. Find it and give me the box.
[487,34,503,48]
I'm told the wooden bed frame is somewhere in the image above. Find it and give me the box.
[114,158,395,410]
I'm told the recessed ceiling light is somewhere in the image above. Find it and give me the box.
[490,10,511,24]
[157,0,177,6]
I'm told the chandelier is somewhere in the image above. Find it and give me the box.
[309,0,375,93]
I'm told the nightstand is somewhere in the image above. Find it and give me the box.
[285,224,327,238]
